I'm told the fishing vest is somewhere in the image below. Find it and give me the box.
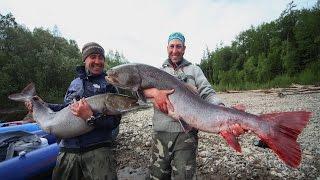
[58,66,120,151]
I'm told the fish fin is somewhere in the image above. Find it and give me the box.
[136,89,147,102]
[220,130,241,153]
[103,104,121,115]
[108,93,138,103]
[258,111,311,168]
[8,93,30,102]
[8,83,36,102]
[111,107,141,115]
[178,119,192,133]
[21,82,36,97]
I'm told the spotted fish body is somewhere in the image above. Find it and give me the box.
[106,63,311,168]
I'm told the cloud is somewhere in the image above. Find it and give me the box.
[0,0,317,67]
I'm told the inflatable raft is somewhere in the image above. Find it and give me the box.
[0,123,41,133]
[0,129,58,179]
[0,122,119,179]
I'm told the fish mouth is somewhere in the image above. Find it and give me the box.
[105,75,117,84]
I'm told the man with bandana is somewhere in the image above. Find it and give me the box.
[149,32,223,180]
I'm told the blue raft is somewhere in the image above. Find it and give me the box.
[0,122,119,179]
[0,123,41,133]
[0,122,119,140]
[0,129,58,179]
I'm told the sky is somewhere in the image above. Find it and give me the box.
[0,0,317,67]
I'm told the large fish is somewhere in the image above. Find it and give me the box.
[8,83,144,138]
[106,63,311,168]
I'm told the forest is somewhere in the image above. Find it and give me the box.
[0,13,127,111]
[0,1,319,114]
[199,2,320,91]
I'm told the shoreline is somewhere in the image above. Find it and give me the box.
[115,91,320,179]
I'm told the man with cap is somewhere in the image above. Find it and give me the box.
[51,42,121,180]
[149,32,223,179]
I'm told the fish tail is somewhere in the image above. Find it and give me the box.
[8,82,36,102]
[258,111,311,168]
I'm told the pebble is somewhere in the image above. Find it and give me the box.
[199,150,212,157]
[116,92,320,179]
[145,141,151,147]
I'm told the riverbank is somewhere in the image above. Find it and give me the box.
[115,91,320,179]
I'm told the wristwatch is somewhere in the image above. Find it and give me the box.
[86,113,103,126]
[86,115,96,126]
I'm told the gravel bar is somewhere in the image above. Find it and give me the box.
[115,91,320,179]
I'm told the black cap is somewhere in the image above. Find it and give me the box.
[82,42,105,61]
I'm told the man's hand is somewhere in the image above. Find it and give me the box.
[230,103,246,135]
[219,103,246,136]
[25,95,46,111]
[143,88,175,114]
[24,101,33,112]
[69,98,93,120]
[230,123,245,136]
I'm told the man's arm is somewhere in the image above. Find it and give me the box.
[194,66,223,105]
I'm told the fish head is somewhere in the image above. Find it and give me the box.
[104,93,142,114]
[106,63,141,91]
[107,93,139,109]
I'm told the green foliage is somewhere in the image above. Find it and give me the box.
[297,60,320,84]
[105,50,128,70]
[0,13,130,117]
[200,2,320,90]
[268,75,295,88]
[256,54,270,82]
[243,56,257,82]
[0,16,81,106]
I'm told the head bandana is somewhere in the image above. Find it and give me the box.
[168,32,185,44]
